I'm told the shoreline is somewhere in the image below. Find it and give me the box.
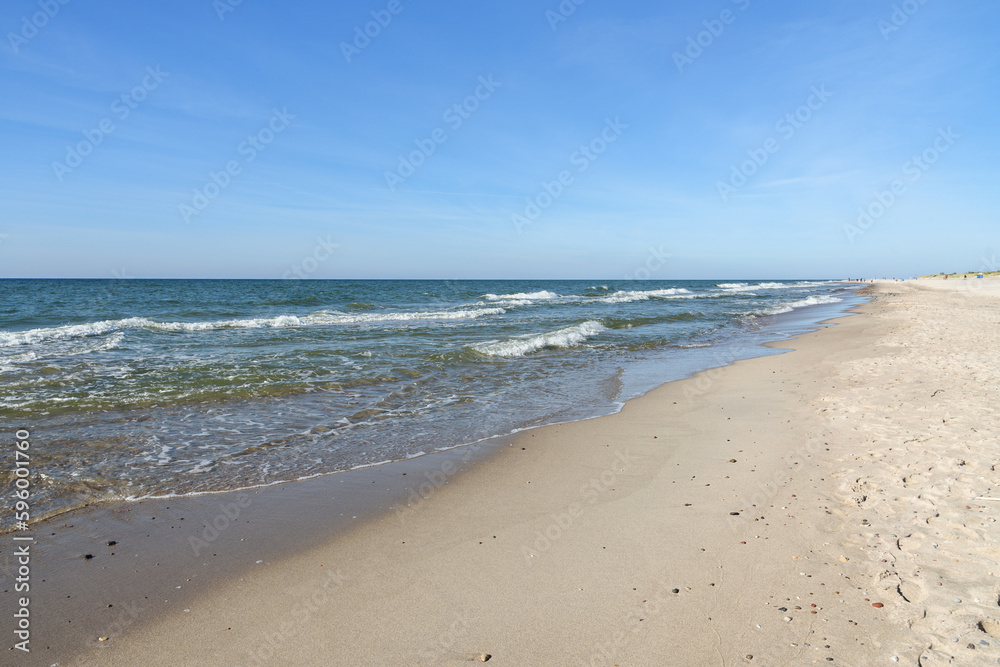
[4,293,866,664]
[0,279,861,537]
[0,283,866,539]
[9,280,1000,664]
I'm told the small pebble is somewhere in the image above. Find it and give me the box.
[871,603,883,608]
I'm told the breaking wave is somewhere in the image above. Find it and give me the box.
[472,321,607,358]
[0,309,507,348]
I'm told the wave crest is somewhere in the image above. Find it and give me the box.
[472,321,606,358]
[482,290,560,301]
[0,309,506,348]
[600,288,691,304]
[761,294,843,315]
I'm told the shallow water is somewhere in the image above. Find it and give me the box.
[0,278,863,529]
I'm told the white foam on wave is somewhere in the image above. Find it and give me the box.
[65,331,125,356]
[718,281,831,293]
[478,298,534,307]
[304,308,505,325]
[0,316,300,347]
[0,318,135,347]
[2,350,38,364]
[599,288,692,304]
[472,320,606,358]
[0,309,506,348]
[717,282,785,293]
[482,290,560,301]
[760,294,843,315]
[0,329,126,364]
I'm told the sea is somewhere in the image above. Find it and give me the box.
[0,279,866,530]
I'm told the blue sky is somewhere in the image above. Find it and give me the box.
[1,0,996,279]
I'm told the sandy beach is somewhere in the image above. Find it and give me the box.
[14,279,1000,665]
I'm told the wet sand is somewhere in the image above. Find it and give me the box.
[8,279,1000,665]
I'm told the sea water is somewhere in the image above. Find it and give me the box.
[0,278,865,528]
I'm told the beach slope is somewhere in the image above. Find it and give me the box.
[64,280,1000,665]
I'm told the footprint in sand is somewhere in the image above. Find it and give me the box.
[980,618,1000,639]
[844,478,877,506]
[897,534,923,551]
[875,570,901,593]
[897,580,926,603]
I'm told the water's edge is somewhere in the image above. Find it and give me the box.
[21,286,869,531]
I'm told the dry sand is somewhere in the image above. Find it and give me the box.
[22,280,1000,665]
